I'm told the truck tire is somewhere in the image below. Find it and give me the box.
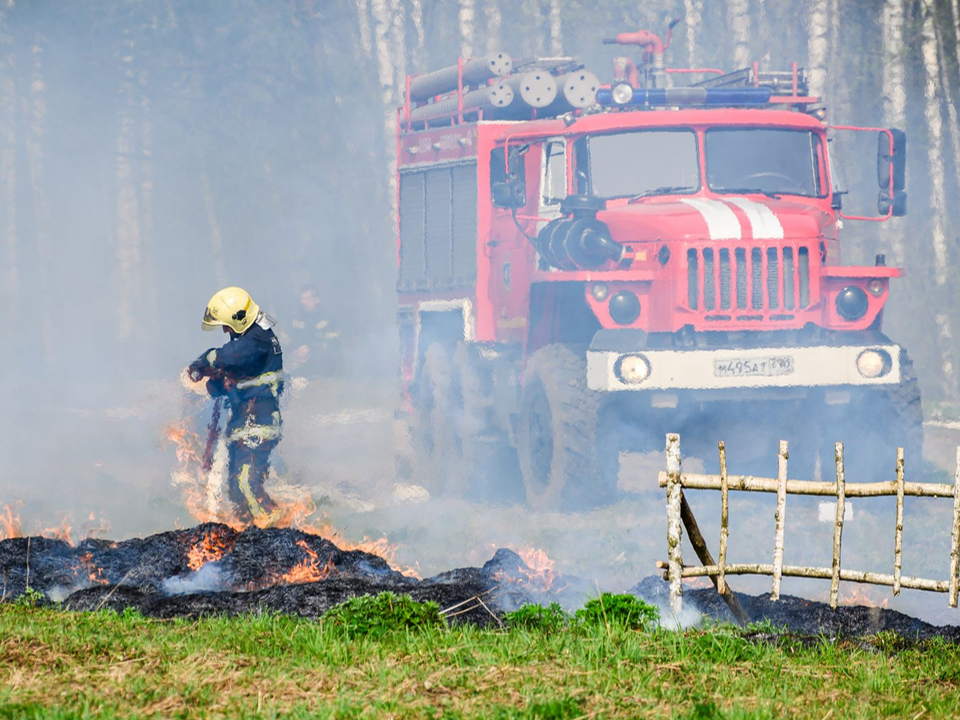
[517,344,615,510]
[413,343,466,495]
[452,342,525,503]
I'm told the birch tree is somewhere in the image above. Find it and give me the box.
[806,0,829,98]
[458,0,475,58]
[683,0,703,69]
[23,33,53,361]
[880,0,907,265]
[726,0,752,69]
[0,5,16,327]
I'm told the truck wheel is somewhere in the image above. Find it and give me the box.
[452,342,524,503]
[413,343,465,494]
[517,344,614,510]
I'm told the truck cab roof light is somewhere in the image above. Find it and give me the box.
[596,86,772,107]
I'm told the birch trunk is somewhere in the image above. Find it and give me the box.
[24,34,52,361]
[880,0,907,265]
[683,0,703,69]
[355,0,373,58]
[458,0,475,59]
[935,10,960,206]
[806,0,829,99]
[409,0,424,69]
[921,5,957,396]
[0,10,17,324]
[483,0,502,54]
[200,171,226,288]
[370,0,401,231]
[548,0,562,56]
[726,0,752,69]
[114,27,144,341]
[137,61,158,327]
[922,7,948,287]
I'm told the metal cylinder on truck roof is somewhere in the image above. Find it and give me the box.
[502,71,558,108]
[407,53,513,102]
[408,82,514,122]
[540,70,601,115]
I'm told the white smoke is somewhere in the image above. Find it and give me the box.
[162,563,225,596]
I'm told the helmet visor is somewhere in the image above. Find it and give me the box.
[201,306,220,331]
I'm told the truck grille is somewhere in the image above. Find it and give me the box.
[686,245,814,320]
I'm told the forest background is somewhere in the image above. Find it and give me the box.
[2,0,960,409]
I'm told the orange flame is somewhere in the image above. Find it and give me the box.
[277,540,336,585]
[187,530,233,571]
[165,423,204,467]
[492,546,561,593]
[517,547,557,593]
[167,417,418,577]
[0,505,23,541]
[81,512,112,540]
[41,517,73,545]
[839,584,890,609]
[76,552,109,586]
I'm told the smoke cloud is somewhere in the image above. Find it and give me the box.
[2,1,959,625]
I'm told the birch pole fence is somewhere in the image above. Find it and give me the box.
[658,434,960,616]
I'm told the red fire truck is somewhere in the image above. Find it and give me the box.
[395,27,917,509]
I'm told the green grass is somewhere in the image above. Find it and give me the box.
[2,601,960,719]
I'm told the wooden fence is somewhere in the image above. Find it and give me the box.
[657,433,960,618]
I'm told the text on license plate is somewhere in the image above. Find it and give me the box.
[713,356,795,378]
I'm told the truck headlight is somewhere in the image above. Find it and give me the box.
[609,290,641,325]
[836,286,869,320]
[615,354,651,384]
[856,349,891,379]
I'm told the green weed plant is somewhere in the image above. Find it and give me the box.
[320,591,443,637]
[574,592,660,631]
[503,602,570,632]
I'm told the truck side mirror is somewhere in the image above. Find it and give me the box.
[490,145,527,209]
[492,179,526,208]
[830,125,907,222]
[878,189,907,217]
[877,129,906,191]
[877,129,906,217]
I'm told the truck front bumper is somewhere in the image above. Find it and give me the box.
[586,343,902,393]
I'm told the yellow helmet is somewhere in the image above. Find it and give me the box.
[202,286,260,334]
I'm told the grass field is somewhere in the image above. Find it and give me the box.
[2,598,960,719]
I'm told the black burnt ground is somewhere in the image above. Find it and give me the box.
[0,526,584,625]
[632,576,960,641]
[4,525,960,638]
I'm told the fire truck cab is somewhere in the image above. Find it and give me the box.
[395,33,918,509]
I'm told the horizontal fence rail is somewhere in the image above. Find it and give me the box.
[657,434,960,617]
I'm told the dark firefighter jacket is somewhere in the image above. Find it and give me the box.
[198,316,284,440]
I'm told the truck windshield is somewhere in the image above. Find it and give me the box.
[705,128,822,197]
[584,130,699,198]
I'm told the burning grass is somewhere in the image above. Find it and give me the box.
[3,602,960,718]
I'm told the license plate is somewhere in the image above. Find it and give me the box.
[713,355,795,378]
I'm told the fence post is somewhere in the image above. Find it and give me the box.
[950,447,960,608]
[665,433,683,617]
[718,441,729,595]
[771,440,789,600]
[830,441,846,609]
[894,447,904,596]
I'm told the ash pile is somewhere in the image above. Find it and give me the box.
[0,524,588,624]
[632,576,960,641]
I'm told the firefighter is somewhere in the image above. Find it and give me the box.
[187,286,284,524]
